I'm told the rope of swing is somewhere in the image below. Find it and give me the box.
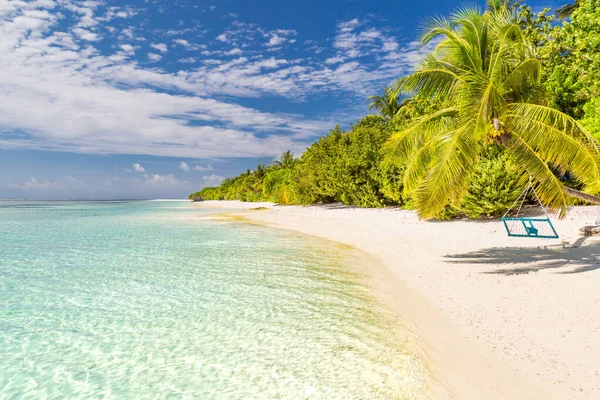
[503,181,531,219]
[502,179,550,219]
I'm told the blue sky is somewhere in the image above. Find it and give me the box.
[0,0,558,199]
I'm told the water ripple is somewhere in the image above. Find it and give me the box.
[0,201,429,399]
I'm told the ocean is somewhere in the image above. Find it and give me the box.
[0,200,428,399]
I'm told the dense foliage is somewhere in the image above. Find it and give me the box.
[383,0,600,218]
[191,0,600,219]
[191,115,410,207]
[518,0,600,118]
[460,146,523,218]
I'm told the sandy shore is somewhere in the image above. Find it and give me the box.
[196,201,600,400]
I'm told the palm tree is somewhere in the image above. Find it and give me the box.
[274,151,296,169]
[368,85,406,119]
[555,0,579,19]
[253,164,268,180]
[383,0,600,219]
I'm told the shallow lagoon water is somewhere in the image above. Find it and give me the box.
[0,201,428,399]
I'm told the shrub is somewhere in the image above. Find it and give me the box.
[263,168,294,204]
[582,97,600,139]
[459,146,523,218]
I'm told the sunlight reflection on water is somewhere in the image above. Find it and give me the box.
[0,201,429,399]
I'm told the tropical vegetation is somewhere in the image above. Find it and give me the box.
[191,0,600,219]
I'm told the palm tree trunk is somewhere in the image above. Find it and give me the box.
[564,187,600,205]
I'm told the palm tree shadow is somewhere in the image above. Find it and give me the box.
[445,238,600,275]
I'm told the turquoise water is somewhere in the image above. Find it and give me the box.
[0,201,428,399]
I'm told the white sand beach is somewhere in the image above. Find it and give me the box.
[197,201,600,400]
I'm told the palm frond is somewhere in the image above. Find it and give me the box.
[419,16,453,46]
[555,1,579,19]
[489,23,525,82]
[397,66,460,99]
[505,103,600,194]
[368,86,402,118]
[382,107,458,165]
[420,20,482,72]
[413,124,481,218]
[507,103,599,151]
[450,6,485,62]
[498,58,541,99]
[472,79,506,136]
[402,136,438,195]
[505,135,568,217]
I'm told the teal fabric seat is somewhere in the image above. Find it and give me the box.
[502,181,559,239]
[502,217,558,239]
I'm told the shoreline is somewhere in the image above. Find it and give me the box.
[197,200,600,399]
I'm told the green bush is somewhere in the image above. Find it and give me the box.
[459,147,523,218]
[263,168,294,204]
[379,163,406,205]
[291,115,403,207]
[582,97,600,139]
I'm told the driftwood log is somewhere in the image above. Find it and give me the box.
[580,226,600,236]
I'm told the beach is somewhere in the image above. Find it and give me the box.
[200,201,600,400]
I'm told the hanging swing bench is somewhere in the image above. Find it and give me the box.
[502,182,559,239]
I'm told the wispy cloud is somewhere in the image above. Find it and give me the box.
[201,174,225,187]
[0,3,426,161]
[179,161,214,172]
[150,43,168,53]
[133,163,146,172]
[172,38,204,50]
[147,53,162,62]
[5,174,202,200]
[10,176,85,191]
[264,29,297,48]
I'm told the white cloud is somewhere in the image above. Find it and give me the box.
[172,38,205,50]
[133,163,145,172]
[266,31,296,47]
[382,40,399,52]
[4,174,201,200]
[173,38,190,47]
[179,161,190,171]
[120,26,134,39]
[202,174,225,187]
[325,56,344,65]
[269,35,285,46]
[145,173,186,185]
[72,27,101,41]
[99,6,136,23]
[165,27,198,36]
[0,2,329,158]
[0,2,424,161]
[338,19,360,33]
[120,44,135,54]
[330,19,401,61]
[180,161,213,172]
[10,176,85,191]
[225,48,242,56]
[151,42,168,53]
[147,52,162,62]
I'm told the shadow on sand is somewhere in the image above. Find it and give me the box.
[445,237,600,275]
